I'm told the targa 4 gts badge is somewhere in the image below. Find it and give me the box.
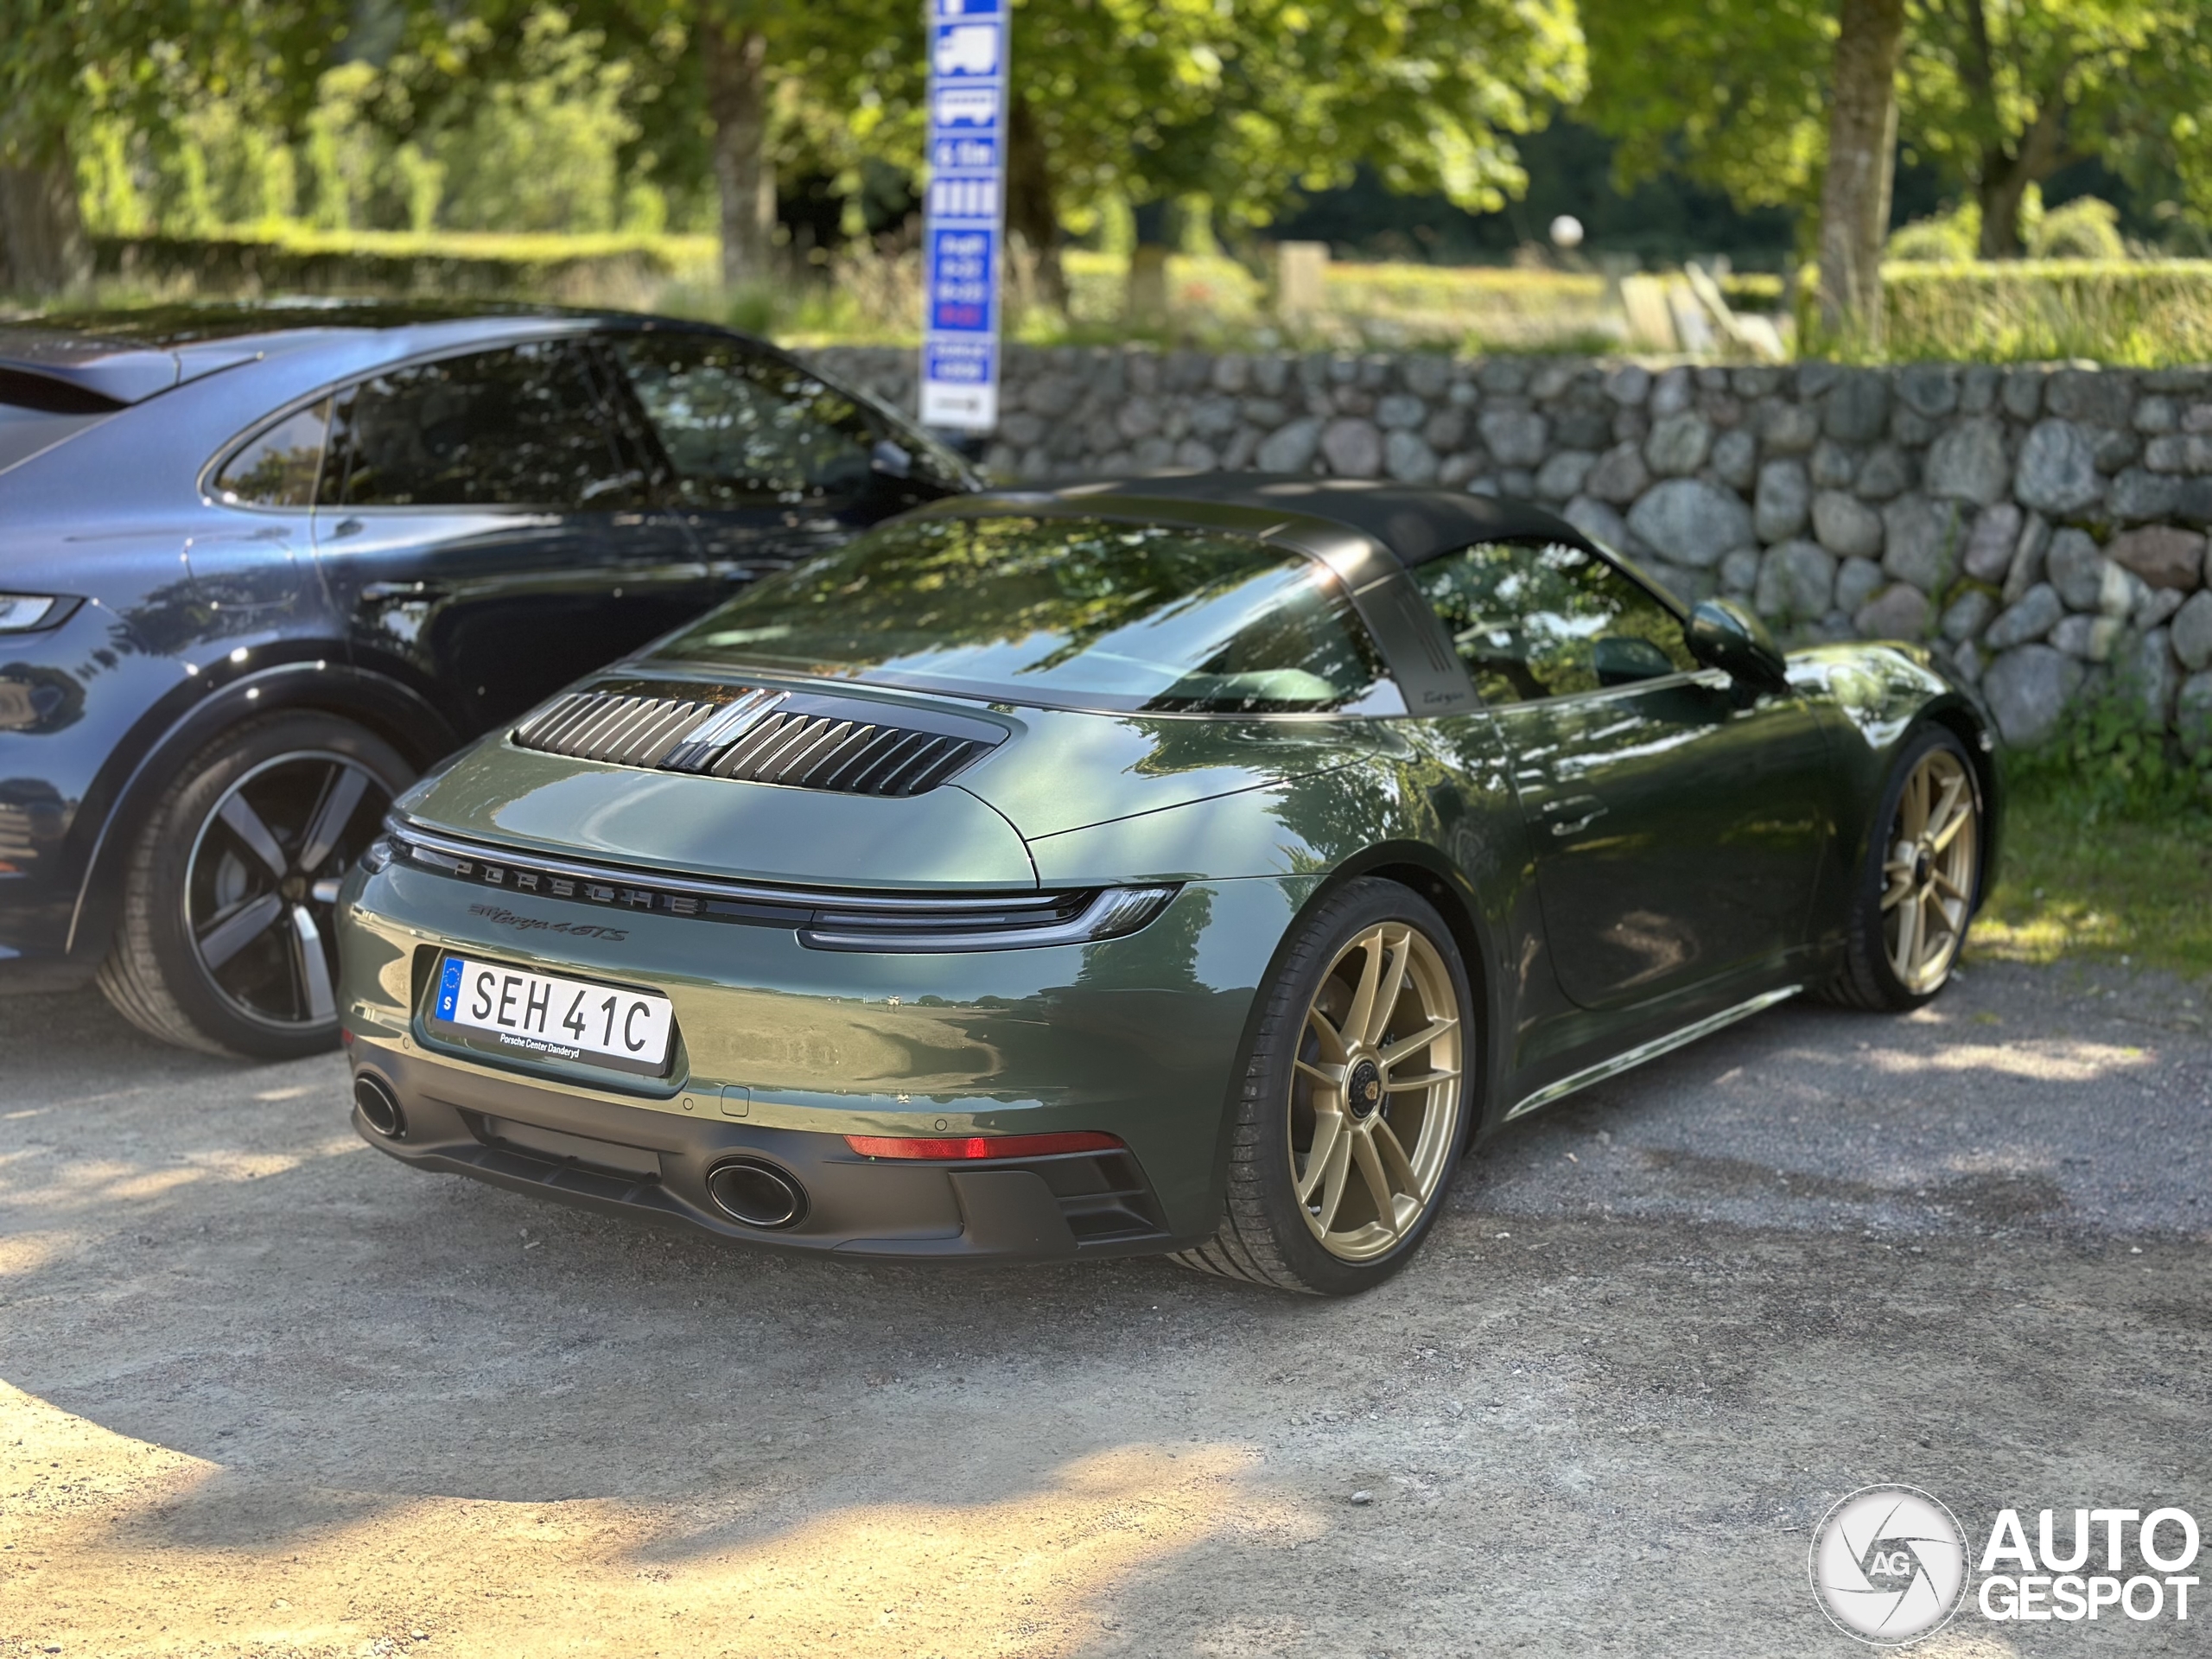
[467,902,628,943]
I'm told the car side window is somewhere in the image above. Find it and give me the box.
[1408,539,1696,706]
[609,333,875,507]
[329,341,643,511]
[214,400,331,507]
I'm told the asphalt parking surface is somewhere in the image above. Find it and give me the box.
[2,960,2206,1656]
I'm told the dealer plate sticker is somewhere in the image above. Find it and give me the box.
[432,957,674,1077]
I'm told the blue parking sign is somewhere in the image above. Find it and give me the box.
[920,0,1006,429]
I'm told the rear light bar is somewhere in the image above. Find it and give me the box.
[375,819,1177,953]
[844,1131,1124,1160]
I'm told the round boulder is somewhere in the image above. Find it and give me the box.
[1625,479,1755,570]
[1982,645,2087,747]
[1753,539,1836,623]
[2014,419,2103,515]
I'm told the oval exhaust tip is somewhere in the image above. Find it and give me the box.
[706,1159,807,1230]
[353,1075,404,1139]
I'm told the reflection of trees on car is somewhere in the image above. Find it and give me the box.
[0,779,69,870]
[670,515,1393,715]
[330,343,645,511]
[213,403,329,507]
[1410,539,1696,705]
[0,664,86,734]
[609,335,877,507]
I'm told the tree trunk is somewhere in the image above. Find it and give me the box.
[0,152,91,296]
[1815,0,1908,346]
[702,19,777,290]
[1004,93,1066,313]
[1126,198,1174,327]
[1976,162,2032,259]
[1974,97,2072,258]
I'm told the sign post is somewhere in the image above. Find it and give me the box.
[919,0,1007,432]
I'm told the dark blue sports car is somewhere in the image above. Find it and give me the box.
[0,302,976,1058]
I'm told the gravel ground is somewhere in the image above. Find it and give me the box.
[1,960,2206,1657]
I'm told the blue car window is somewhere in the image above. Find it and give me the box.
[610,334,875,507]
[1410,540,1695,705]
[213,400,331,507]
[660,514,1402,716]
[330,341,643,510]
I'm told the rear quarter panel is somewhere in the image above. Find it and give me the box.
[1789,643,2004,948]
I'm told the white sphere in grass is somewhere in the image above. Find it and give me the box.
[1549,214,1585,251]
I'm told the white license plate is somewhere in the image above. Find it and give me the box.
[431,956,675,1076]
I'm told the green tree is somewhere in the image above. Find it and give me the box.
[440,7,639,232]
[1578,0,1908,340]
[1577,0,1834,218]
[0,0,423,288]
[698,0,1583,311]
[1581,0,2212,266]
[684,0,913,287]
[1109,0,1589,316]
[1902,0,2210,256]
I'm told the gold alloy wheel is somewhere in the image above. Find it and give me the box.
[1881,747,1980,995]
[1290,923,1465,1262]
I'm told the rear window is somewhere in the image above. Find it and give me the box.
[213,400,331,506]
[0,372,116,474]
[655,513,1402,716]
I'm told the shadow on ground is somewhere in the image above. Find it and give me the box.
[2,963,2205,1655]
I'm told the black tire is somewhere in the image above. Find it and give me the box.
[1172,877,1478,1296]
[1821,724,1984,1013]
[96,711,414,1059]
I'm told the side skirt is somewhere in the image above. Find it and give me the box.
[1503,984,1802,1122]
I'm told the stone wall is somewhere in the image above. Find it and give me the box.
[805,346,2212,750]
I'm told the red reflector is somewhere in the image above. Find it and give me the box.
[844,1131,1124,1160]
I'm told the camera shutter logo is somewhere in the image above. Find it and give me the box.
[1810,1485,1971,1644]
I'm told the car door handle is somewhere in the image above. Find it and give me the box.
[1543,796,1608,836]
[327,517,365,540]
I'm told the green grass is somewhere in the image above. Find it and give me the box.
[1970,786,2212,981]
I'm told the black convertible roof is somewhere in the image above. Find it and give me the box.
[1059,473,1592,567]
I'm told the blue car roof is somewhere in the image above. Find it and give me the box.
[0,301,647,406]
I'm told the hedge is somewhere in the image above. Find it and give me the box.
[90,228,718,301]
[1876,260,2212,366]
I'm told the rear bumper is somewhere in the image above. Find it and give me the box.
[337,857,1317,1257]
[350,1035,1189,1260]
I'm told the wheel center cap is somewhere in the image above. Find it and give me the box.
[1913,846,1932,887]
[1347,1058,1383,1120]
[279,874,307,903]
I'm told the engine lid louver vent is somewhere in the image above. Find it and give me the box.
[511,683,1002,798]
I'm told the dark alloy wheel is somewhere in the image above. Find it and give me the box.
[98,713,414,1058]
[1172,877,1476,1295]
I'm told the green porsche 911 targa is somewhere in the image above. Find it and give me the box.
[335,476,1999,1294]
